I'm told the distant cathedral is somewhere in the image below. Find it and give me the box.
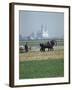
[41,24,48,38]
[36,24,49,39]
[27,24,49,40]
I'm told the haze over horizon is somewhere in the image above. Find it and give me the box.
[19,10,64,39]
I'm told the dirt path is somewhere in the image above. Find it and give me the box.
[19,50,64,61]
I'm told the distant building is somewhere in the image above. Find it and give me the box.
[41,29,48,38]
[36,30,42,39]
[20,24,49,40]
[29,32,36,40]
[36,25,49,39]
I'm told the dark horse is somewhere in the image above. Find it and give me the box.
[40,40,57,52]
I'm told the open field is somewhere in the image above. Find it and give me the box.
[19,50,64,61]
[19,39,64,79]
[19,59,64,79]
[19,49,64,79]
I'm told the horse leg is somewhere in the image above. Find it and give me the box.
[40,47,43,52]
[40,47,42,51]
[44,48,45,52]
[48,48,49,51]
[52,48,54,51]
[43,48,45,52]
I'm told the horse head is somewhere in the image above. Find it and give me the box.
[50,40,57,46]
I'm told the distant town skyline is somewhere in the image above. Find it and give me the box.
[19,10,64,39]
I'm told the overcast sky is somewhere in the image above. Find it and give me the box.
[19,10,64,38]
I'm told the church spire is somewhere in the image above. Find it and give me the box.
[40,24,49,39]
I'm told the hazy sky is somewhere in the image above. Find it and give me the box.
[19,10,64,38]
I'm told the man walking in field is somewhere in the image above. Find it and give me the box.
[25,42,28,52]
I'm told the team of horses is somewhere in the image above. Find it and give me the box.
[19,40,57,52]
[40,40,57,52]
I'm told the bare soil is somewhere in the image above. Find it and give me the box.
[19,50,64,61]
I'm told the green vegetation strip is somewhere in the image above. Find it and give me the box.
[20,39,64,46]
[19,59,64,79]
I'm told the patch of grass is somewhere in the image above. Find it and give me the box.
[19,59,64,79]
[19,39,64,46]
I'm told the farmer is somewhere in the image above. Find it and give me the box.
[25,42,28,52]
